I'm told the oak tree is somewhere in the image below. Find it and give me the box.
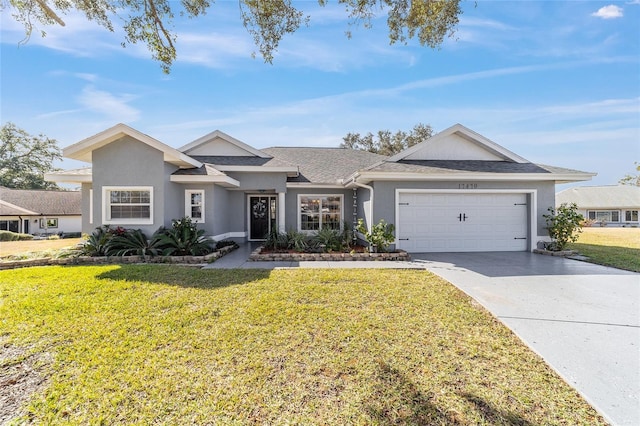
[3,0,463,72]
[340,122,433,156]
[0,122,61,190]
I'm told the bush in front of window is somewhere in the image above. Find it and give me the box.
[153,216,215,256]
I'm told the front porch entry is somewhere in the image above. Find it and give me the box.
[248,195,277,240]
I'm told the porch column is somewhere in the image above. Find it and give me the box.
[278,192,286,233]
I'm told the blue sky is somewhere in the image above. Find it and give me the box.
[1,1,638,190]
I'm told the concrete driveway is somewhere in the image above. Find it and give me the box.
[412,252,640,426]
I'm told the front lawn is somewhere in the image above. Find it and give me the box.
[569,227,640,272]
[0,238,83,258]
[1,266,604,424]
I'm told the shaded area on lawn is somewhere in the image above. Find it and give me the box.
[0,266,606,425]
[96,264,270,288]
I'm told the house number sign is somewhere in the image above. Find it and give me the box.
[458,183,478,189]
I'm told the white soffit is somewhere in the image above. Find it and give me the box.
[390,123,530,163]
[179,130,270,158]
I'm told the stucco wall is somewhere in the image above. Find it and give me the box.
[91,136,171,236]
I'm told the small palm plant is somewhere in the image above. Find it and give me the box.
[107,229,162,258]
[154,217,214,256]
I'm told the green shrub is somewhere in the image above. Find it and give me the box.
[543,203,584,251]
[356,218,395,253]
[313,227,343,252]
[107,229,162,257]
[153,217,214,256]
[0,230,34,241]
[286,230,308,252]
[81,226,114,256]
[264,228,288,250]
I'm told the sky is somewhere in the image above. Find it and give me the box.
[1,1,639,190]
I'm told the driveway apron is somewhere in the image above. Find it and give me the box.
[412,252,639,426]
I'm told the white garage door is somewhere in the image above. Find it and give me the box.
[397,192,528,252]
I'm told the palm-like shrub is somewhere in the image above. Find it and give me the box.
[154,217,214,256]
[313,227,343,252]
[81,226,113,256]
[107,229,162,257]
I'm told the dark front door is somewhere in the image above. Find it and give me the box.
[249,196,276,240]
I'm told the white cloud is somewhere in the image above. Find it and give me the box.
[591,5,624,19]
[77,86,141,123]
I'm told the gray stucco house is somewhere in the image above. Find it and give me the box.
[46,123,594,252]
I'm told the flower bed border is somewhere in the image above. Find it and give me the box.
[0,245,237,271]
[249,246,410,262]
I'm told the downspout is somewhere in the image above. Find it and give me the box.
[344,174,373,233]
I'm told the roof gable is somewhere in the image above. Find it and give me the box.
[179,130,270,158]
[389,123,529,163]
[63,123,201,168]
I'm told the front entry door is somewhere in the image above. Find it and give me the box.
[249,196,277,240]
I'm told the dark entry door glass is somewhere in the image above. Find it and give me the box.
[250,196,274,240]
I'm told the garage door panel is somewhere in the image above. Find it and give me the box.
[398,192,529,253]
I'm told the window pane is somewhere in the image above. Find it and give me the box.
[191,193,202,205]
[323,196,341,230]
[300,197,320,231]
[191,206,202,219]
[612,211,619,222]
[588,211,595,220]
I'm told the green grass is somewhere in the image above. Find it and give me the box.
[1,266,605,425]
[569,227,640,272]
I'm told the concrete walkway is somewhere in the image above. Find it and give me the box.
[202,242,427,269]
[412,252,640,426]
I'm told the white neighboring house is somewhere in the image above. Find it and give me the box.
[556,185,640,227]
[0,186,82,236]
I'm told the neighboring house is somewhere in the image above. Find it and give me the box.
[45,123,594,252]
[556,185,640,227]
[0,186,82,235]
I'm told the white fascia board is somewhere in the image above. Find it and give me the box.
[170,174,240,188]
[286,183,346,189]
[179,130,271,158]
[44,171,93,183]
[0,200,37,215]
[63,123,201,168]
[214,165,299,177]
[355,172,596,183]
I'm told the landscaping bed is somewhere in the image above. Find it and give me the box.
[0,244,237,270]
[250,245,410,261]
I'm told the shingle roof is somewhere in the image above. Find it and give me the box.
[189,155,296,168]
[364,160,551,174]
[172,164,228,176]
[556,185,640,209]
[0,187,82,215]
[262,147,387,184]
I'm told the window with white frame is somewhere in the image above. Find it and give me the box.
[299,195,342,232]
[587,210,620,223]
[103,187,153,224]
[625,210,638,222]
[185,190,205,222]
[39,218,58,228]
